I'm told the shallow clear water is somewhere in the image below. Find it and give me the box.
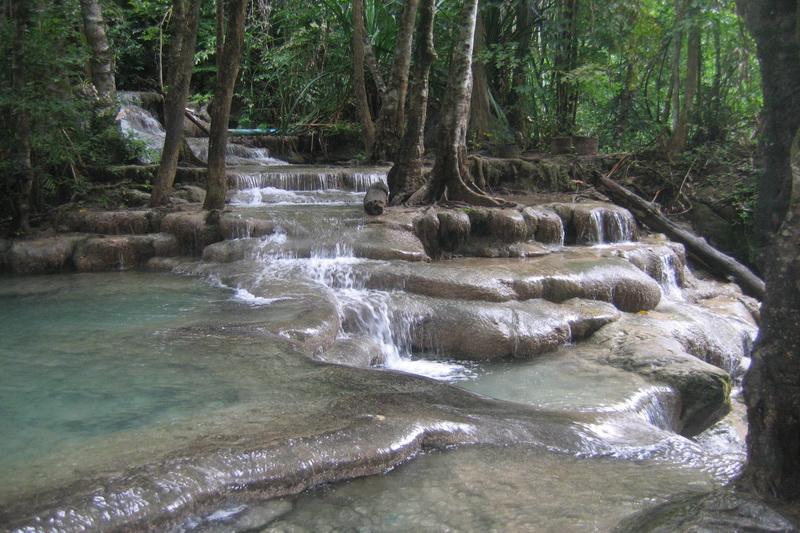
[16,103,751,531]
[181,444,718,533]
[0,272,250,474]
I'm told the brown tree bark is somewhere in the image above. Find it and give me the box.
[79,0,116,97]
[149,0,202,207]
[387,0,436,204]
[9,0,34,233]
[666,0,684,139]
[352,0,375,156]
[386,0,436,205]
[736,0,800,506]
[508,0,533,140]
[203,0,249,210]
[369,0,420,162]
[422,0,505,207]
[666,5,700,156]
[554,0,579,135]
[468,9,492,144]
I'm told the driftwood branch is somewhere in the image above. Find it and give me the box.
[594,170,765,300]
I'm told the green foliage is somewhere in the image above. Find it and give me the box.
[1,0,768,222]
[0,0,149,219]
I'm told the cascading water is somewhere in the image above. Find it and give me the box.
[188,137,287,166]
[116,92,286,166]
[604,209,636,243]
[579,207,635,245]
[656,249,685,300]
[0,107,765,532]
[585,208,605,244]
[116,94,165,162]
[237,222,475,381]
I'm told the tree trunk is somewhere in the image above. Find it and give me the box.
[508,0,533,139]
[9,0,33,233]
[667,8,700,156]
[468,9,493,144]
[370,0,420,162]
[387,0,436,204]
[79,0,116,97]
[423,0,505,207]
[203,0,249,211]
[363,181,389,215]
[149,0,202,207]
[352,0,375,156]
[554,0,579,135]
[667,0,684,140]
[736,0,800,505]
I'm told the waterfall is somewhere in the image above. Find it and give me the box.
[188,138,287,166]
[116,98,165,163]
[604,210,635,243]
[656,251,684,301]
[115,92,286,166]
[301,249,473,380]
[582,209,605,244]
[230,170,386,192]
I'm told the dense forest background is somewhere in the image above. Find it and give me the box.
[1,0,762,226]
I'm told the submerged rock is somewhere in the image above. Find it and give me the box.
[613,490,798,533]
[315,336,385,367]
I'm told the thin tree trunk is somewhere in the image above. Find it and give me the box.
[203,0,248,210]
[736,0,800,506]
[667,0,684,140]
[10,0,33,233]
[370,0,420,162]
[352,0,375,156]
[667,10,700,156]
[149,0,202,207]
[387,0,436,204]
[79,0,116,97]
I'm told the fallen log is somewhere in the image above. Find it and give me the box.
[594,171,765,300]
[363,181,389,215]
[184,108,211,136]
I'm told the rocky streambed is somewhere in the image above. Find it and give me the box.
[0,187,786,531]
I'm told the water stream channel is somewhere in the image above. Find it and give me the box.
[0,101,760,531]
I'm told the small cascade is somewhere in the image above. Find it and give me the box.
[656,250,685,301]
[115,92,287,167]
[604,210,636,243]
[243,235,473,381]
[188,138,287,166]
[611,384,681,432]
[230,169,386,192]
[302,250,473,380]
[116,96,165,162]
[559,203,636,246]
[579,208,636,245]
[582,209,605,244]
